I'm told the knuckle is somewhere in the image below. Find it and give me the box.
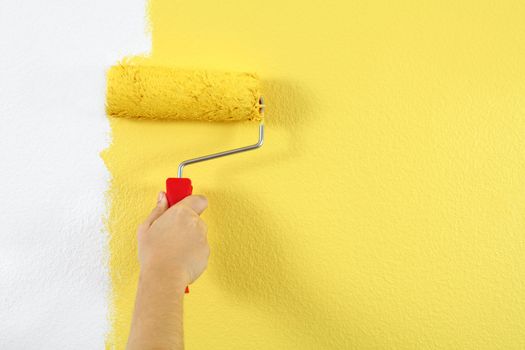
[173,203,194,217]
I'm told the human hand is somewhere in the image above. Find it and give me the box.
[137,192,210,288]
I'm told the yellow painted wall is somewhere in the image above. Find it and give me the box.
[104,0,525,348]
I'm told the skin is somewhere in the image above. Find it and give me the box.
[127,192,210,350]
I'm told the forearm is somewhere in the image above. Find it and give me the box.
[127,270,186,350]
[127,193,209,349]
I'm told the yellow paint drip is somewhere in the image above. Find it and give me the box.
[104,0,525,349]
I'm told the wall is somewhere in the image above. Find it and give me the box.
[1,0,523,349]
[104,0,525,349]
[0,1,148,348]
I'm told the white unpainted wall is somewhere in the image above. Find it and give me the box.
[0,1,149,348]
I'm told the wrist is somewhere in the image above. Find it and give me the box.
[139,266,189,295]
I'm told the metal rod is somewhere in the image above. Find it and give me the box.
[177,122,264,178]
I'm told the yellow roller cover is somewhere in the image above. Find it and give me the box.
[106,64,262,122]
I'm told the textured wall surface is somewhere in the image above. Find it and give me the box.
[104,1,525,349]
[0,1,148,348]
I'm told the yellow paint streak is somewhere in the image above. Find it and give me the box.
[104,0,525,348]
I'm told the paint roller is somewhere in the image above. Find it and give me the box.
[106,64,265,292]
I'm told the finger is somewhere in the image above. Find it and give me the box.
[175,195,208,215]
[143,191,169,227]
[198,218,208,235]
[198,219,208,240]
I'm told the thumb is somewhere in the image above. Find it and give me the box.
[143,191,169,227]
[175,195,208,215]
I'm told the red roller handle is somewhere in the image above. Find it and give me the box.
[166,178,193,294]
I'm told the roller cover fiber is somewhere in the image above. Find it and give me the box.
[106,64,262,122]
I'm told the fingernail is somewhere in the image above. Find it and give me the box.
[157,191,165,204]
